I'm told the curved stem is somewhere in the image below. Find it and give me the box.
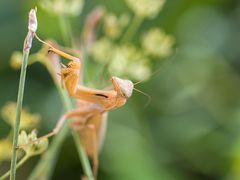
[1,155,30,180]
[72,132,94,180]
[121,15,143,43]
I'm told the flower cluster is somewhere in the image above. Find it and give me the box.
[103,13,130,39]
[18,130,48,156]
[89,0,174,82]
[0,102,46,163]
[39,0,85,16]
[1,102,40,130]
[142,28,175,58]
[108,44,151,81]
[90,27,174,81]
[0,139,12,163]
[125,0,165,19]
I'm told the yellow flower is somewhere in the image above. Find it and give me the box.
[109,45,151,81]
[0,139,12,162]
[1,102,40,130]
[109,45,137,76]
[125,0,165,18]
[90,38,113,64]
[142,28,175,58]
[10,51,23,70]
[108,46,129,76]
[39,0,84,16]
[103,13,130,39]
[127,60,151,81]
[18,130,48,156]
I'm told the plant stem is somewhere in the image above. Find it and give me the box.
[10,38,30,180]
[121,15,143,43]
[0,155,30,180]
[58,15,73,46]
[72,132,94,180]
[9,9,37,180]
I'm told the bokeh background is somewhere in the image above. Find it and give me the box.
[1,0,240,179]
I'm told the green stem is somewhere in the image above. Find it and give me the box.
[0,155,30,180]
[72,133,94,180]
[10,13,36,178]
[10,47,29,180]
[58,15,73,46]
[121,15,143,43]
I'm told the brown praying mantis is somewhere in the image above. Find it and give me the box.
[27,34,134,178]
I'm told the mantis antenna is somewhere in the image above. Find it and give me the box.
[34,33,55,49]
[133,87,152,108]
[134,68,162,86]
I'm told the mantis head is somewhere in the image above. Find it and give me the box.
[112,77,133,99]
[67,60,81,69]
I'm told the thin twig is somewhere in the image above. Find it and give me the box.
[9,9,37,180]
[0,155,30,180]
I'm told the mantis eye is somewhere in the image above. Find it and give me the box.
[68,61,80,69]
[112,77,133,98]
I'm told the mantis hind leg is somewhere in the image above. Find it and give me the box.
[18,106,101,148]
[77,112,107,179]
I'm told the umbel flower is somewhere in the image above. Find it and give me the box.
[39,0,85,16]
[90,37,113,64]
[109,44,151,81]
[142,28,175,58]
[125,0,165,18]
[0,139,12,163]
[90,39,151,81]
[1,102,40,130]
[103,13,130,39]
[18,130,48,156]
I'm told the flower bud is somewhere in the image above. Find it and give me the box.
[10,51,23,70]
[0,139,12,162]
[18,130,48,156]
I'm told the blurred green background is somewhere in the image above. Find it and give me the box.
[1,0,240,179]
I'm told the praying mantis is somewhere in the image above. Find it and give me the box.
[32,35,134,179]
